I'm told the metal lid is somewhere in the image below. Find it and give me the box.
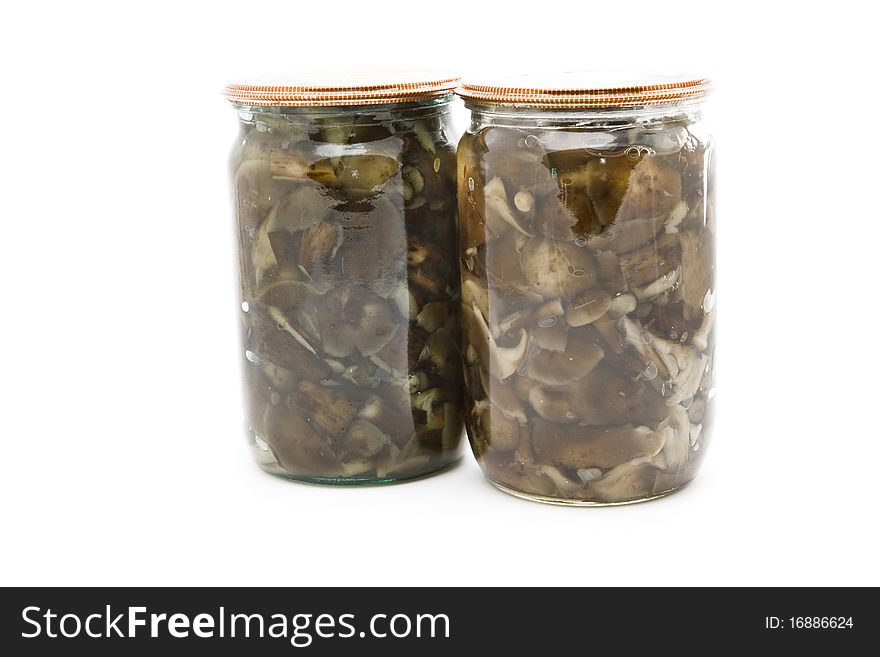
[224,69,460,107]
[457,72,713,108]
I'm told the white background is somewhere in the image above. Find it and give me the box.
[1,0,877,587]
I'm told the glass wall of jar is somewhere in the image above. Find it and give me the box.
[457,74,715,504]
[225,72,464,484]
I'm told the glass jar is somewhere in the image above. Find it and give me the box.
[225,72,464,484]
[456,74,715,504]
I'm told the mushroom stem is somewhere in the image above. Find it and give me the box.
[484,176,534,237]
[692,309,715,351]
[288,380,359,438]
[469,304,529,380]
[634,267,680,302]
[619,316,707,406]
[652,405,690,471]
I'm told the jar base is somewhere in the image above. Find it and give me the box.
[256,456,462,487]
[488,478,693,507]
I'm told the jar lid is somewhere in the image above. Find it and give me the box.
[457,72,713,108]
[224,69,460,107]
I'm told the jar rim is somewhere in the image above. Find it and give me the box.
[224,69,460,107]
[457,71,713,109]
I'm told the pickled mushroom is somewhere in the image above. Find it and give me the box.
[347,289,397,357]
[565,289,612,327]
[619,316,706,406]
[531,321,569,352]
[485,377,528,424]
[262,407,344,476]
[484,176,534,237]
[299,222,342,274]
[528,385,577,424]
[651,404,690,471]
[525,337,604,386]
[288,380,359,438]
[521,238,597,299]
[532,418,668,469]
[589,462,655,503]
[615,156,683,222]
[465,304,529,380]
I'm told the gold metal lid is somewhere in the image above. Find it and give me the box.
[224,69,460,107]
[457,72,713,108]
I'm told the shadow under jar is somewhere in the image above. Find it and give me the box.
[457,74,716,505]
[225,72,464,484]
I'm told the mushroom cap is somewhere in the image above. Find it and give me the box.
[416,301,452,334]
[528,385,578,423]
[315,290,357,358]
[345,287,399,357]
[474,403,521,452]
[420,327,462,381]
[565,289,612,327]
[262,404,343,476]
[525,335,604,386]
[644,300,698,342]
[258,280,319,309]
[299,221,342,274]
[589,461,656,503]
[607,293,638,319]
[520,238,598,299]
[359,391,416,449]
[514,190,535,213]
[587,216,663,254]
[287,380,359,438]
[615,155,683,222]
[531,418,668,470]
[618,231,682,288]
[482,454,556,498]
[569,363,668,426]
[532,321,569,352]
[267,184,331,233]
[338,419,388,459]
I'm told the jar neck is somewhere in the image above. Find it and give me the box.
[464,100,704,130]
[236,96,454,127]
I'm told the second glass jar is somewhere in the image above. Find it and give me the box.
[457,75,716,504]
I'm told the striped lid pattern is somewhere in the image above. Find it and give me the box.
[225,70,460,107]
[457,72,713,108]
